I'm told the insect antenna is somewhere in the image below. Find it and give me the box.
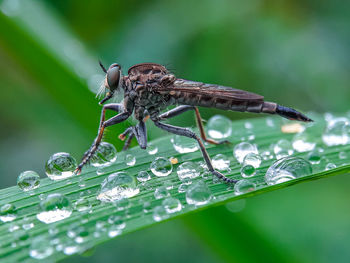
[99,60,108,73]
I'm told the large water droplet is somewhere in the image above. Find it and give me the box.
[292,132,317,152]
[171,132,199,153]
[162,197,182,213]
[36,193,72,224]
[234,179,256,195]
[207,115,232,139]
[29,236,54,259]
[137,171,151,182]
[322,117,350,146]
[233,142,258,163]
[212,154,230,170]
[97,172,139,202]
[150,157,173,177]
[243,153,262,168]
[265,157,312,185]
[17,170,40,192]
[45,152,77,180]
[240,165,256,178]
[177,161,200,181]
[186,181,212,206]
[90,142,117,167]
[273,139,294,159]
[0,203,17,222]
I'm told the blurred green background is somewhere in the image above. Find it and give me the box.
[0,0,350,262]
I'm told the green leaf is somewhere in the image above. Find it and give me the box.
[0,114,349,262]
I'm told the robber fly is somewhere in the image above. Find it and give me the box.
[75,62,312,184]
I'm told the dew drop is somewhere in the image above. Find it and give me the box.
[0,203,17,222]
[322,117,350,146]
[154,186,170,199]
[177,161,200,181]
[292,132,317,152]
[233,142,258,163]
[307,148,323,164]
[36,193,72,224]
[147,143,158,155]
[178,183,189,193]
[112,197,131,211]
[243,153,262,168]
[162,197,182,213]
[90,142,117,167]
[67,224,89,244]
[225,199,246,213]
[234,179,256,195]
[273,139,294,159]
[45,152,77,180]
[207,115,232,139]
[137,171,151,182]
[325,163,337,170]
[339,151,348,160]
[78,177,86,188]
[152,206,169,222]
[186,181,212,206]
[73,197,92,214]
[22,216,34,230]
[240,165,256,178]
[265,157,312,185]
[29,236,54,260]
[150,157,173,177]
[171,133,199,153]
[97,172,139,202]
[212,154,230,170]
[125,154,136,166]
[17,171,40,192]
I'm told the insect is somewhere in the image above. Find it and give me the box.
[75,62,312,183]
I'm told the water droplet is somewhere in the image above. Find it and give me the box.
[67,224,89,243]
[97,172,139,202]
[212,154,230,170]
[63,239,81,255]
[225,199,246,213]
[154,186,170,199]
[176,161,200,181]
[45,152,77,180]
[125,154,136,166]
[233,142,258,163]
[171,132,199,153]
[8,224,20,232]
[325,163,337,170]
[274,139,293,159]
[150,157,173,177]
[152,206,169,222]
[261,150,274,161]
[240,165,256,178]
[307,148,323,164]
[339,151,348,160]
[112,197,131,211]
[137,171,151,182]
[243,153,262,168]
[234,180,256,195]
[143,201,152,213]
[22,216,34,230]
[36,193,72,224]
[73,197,92,214]
[0,203,17,222]
[292,132,316,152]
[162,197,182,213]
[207,115,232,139]
[265,157,312,185]
[178,183,189,193]
[108,215,126,229]
[78,177,86,188]
[90,142,117,167]
[17,170,40,192]
[29,236,54,259]
[147,143,158,155]
[322,117,350,146]
[94,221,107,238]
[186,181,212,206]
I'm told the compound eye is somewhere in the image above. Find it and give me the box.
[106,64,121,91]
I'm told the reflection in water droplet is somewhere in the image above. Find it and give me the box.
[97,172,139,202]
[186,181,212,206]
[233,142,258,163]
[274,139,293,159]
[0,203,17,222]
[177,162,200,181]
[265,157,312,185]
[171,133,199,153]
[212,154,230,170]
[125,154,136,166]
[17,170,40,192]
[45,152,77,181]
[207,115,232,139]
[137,171,151,182]
[240,165,256,178]
[322,117,350,146]
[162,197,182,213]
[90,142,117,167]
[152,206,169,222]
[29,236,54,260]
[36,193,72,224]
[234,180,256,195]
[150,157,173,177]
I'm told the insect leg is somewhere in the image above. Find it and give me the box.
[159,106,228,145]
[119,121,147,151]
[76,111,130,173]
[153,120,237,184]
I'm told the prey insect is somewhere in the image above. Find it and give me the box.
[75,62,312,184]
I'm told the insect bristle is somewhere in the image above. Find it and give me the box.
[96,79,108,99]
